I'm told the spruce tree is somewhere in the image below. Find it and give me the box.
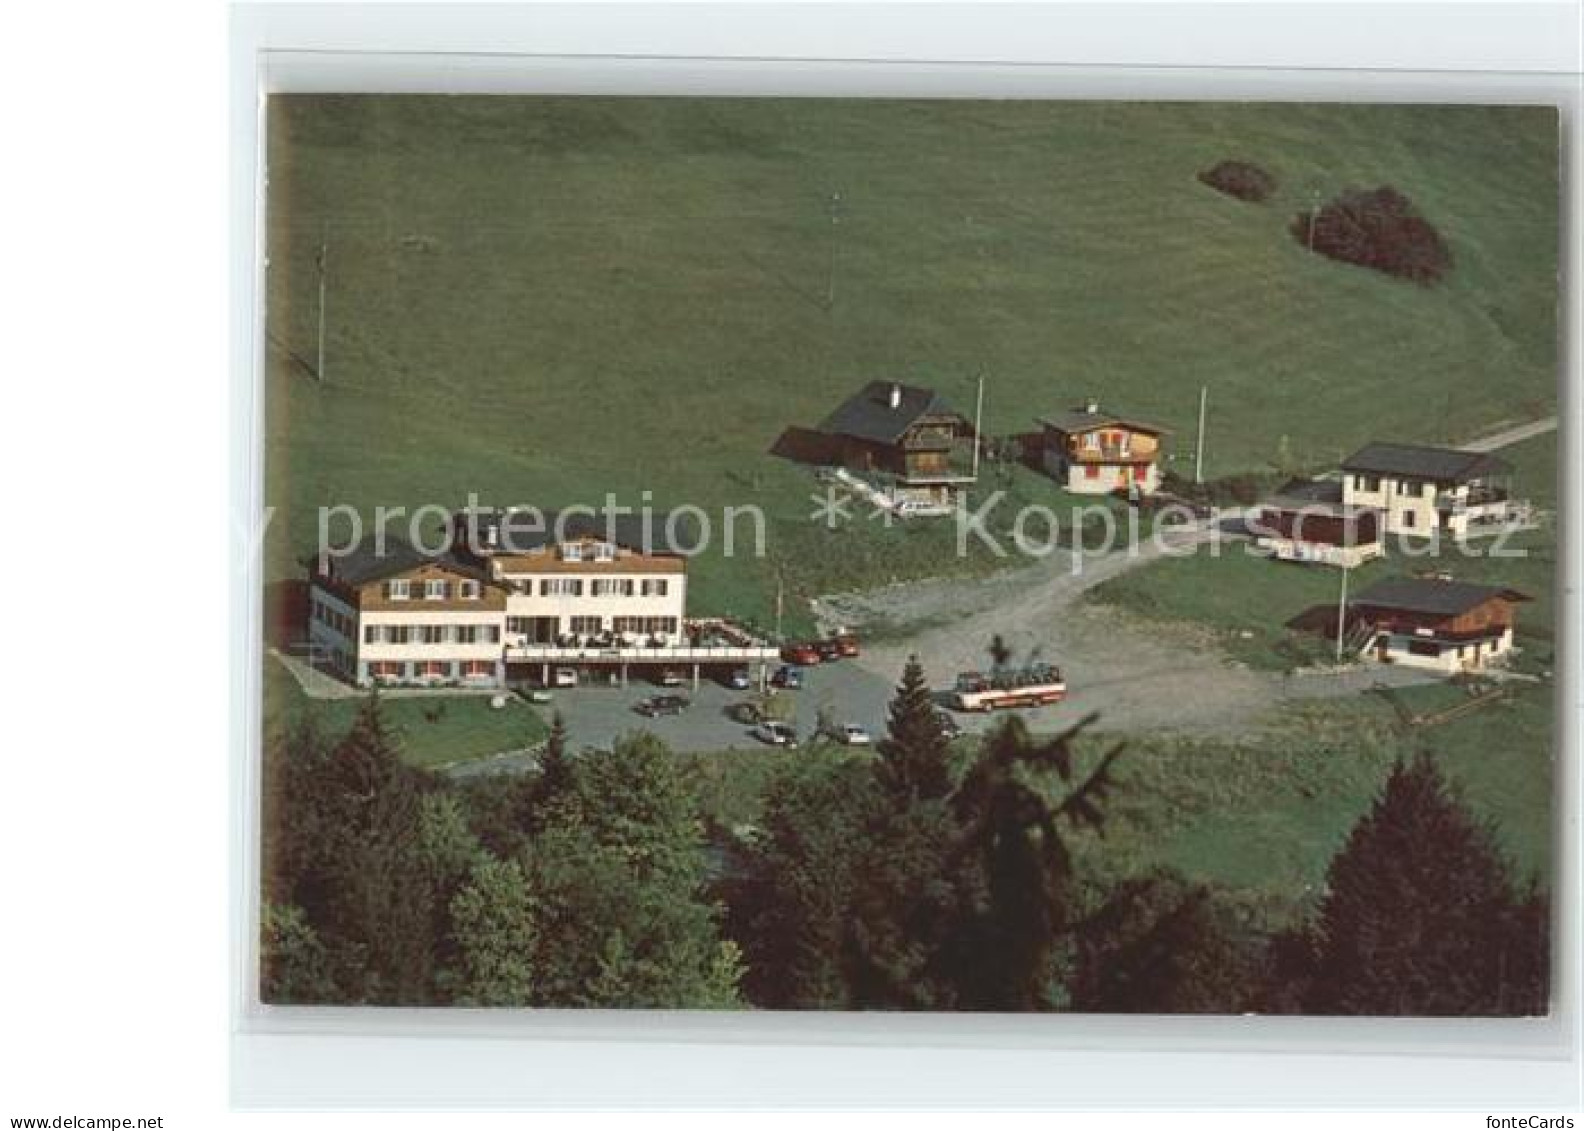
[875,655,952,802]
[537,711,574,802]
[1306,754,1548,1016]
[941,713,1122,1010]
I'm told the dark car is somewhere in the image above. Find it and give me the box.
[770,665,805,690]
[781,642,822,666]
[936,712,963,740]
[814,639,843,662]
[833,633,861,658]
[635,694,690,717]
[726,668,751,690]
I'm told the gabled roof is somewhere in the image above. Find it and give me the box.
[462,507,699,556]
[1352,576,1530,617]
[817,381,965,444]
[1264,477,1345,507]
[324,536,485,587]
[1341,442,1511,482]
[1039,407,1169,436]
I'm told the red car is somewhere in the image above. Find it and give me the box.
[833,633,861,658]
[781,642,821,665]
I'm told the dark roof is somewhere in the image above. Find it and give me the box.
[1352,577,1529,617]
[1266,477,1345,506]
[817,381,965,444]
[1038,406,1169,436]
[462,507,699,556]
[1341,442,1511,482]
[323,535,483,587]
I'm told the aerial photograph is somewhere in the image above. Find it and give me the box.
[258,96,1558,1013]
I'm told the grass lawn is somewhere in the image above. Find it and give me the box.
[264,98,1558,631]
[1058,680,1554,929]
[263,658,548,770]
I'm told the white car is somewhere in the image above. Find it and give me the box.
[834,723,873,746]
[751,721,799,748]
[551,667,579,688]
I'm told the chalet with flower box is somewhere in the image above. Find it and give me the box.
[1340,442,1523,539]
[1037,401,1168,496]
[1347,576,1529,673]
[815,380,978,507]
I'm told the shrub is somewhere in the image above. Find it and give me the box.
[1197,160,1277,203]
[1292,186,1452,285]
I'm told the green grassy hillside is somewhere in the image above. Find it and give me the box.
[265,98,1558,624]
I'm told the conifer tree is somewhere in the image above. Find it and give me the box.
[874,655,952,802]
[1306,755,1548,1016]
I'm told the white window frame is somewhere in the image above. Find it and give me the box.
[387,579,411,601]
[561,542,585,562]
[424,578,448,600]
[457,579,481,600]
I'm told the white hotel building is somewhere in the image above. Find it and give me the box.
[306,509,775,689]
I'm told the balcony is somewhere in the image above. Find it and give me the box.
[1436,485,1511,513]
[900,441,979,485]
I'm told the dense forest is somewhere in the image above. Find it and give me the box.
[261,654,1549,1014]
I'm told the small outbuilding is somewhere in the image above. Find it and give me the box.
[1253,479,1383,568]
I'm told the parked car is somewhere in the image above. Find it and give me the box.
[635,694,690,717]
[657,667,686,687]
[781,642,822,666]
[814,639,844,662]
[770,665,805,690]
[833,723,873,746]
[833,633,861,658]
[726,668,751,690]
[551,667,578,688]
[935,712,963,740]
[751,721,799,748]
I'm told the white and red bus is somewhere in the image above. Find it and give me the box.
[948,665,1067,712]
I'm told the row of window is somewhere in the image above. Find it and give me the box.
[1350,474,1432,498]
[504,616,681,636]
[364,624,503,645]
[384,577,483,601]
[532,578,671,598]
[369,659,496,678]
[1080,464,1149,481]
[312,599,353,637]
[560,541,617,562]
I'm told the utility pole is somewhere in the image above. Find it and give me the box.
[1334,563,1350,663]
[826,192,842,310]
[774,567,785,641]
[315,225,329,382]
[971,373,986,480]
[1194,385,1208,484]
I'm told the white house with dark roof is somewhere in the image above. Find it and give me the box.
[1340,442,1519,539]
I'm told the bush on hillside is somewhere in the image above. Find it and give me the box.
[1197,160,1277,203]
[1292,186,1452,285]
